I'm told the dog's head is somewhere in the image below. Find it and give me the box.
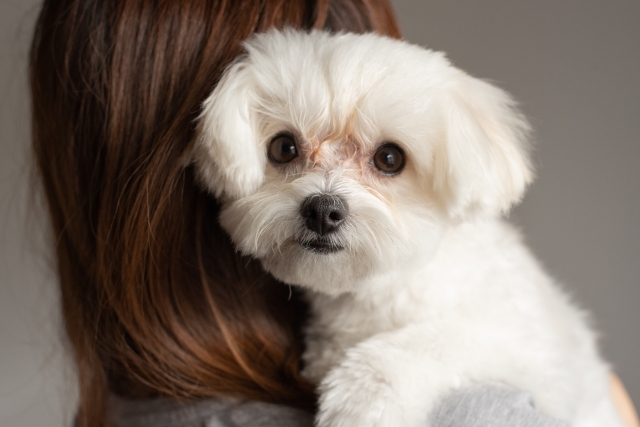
[193,30,533,295]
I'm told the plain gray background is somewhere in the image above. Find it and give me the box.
[0,1,638,426]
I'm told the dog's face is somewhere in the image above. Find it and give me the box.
[193,30,533,295]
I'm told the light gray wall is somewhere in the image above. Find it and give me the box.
[0,1,77,427]
[0,1,638,426]
[391,0,639,406]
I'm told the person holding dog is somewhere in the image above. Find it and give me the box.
[29,0,638,426]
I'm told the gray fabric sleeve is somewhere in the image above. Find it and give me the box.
[108,396,314,427]
[108,383,569,427]
[428,383,570,427]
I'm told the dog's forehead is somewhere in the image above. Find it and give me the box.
[247,31,452,145]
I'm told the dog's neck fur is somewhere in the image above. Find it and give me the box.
[300,218,525,383]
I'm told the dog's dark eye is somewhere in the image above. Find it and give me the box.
[373,143,405,175]
[268,132,298,164]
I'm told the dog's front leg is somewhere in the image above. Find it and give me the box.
[315,324,467,427]
[314,319,574,427]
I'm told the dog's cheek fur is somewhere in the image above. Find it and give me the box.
[218,184,301,259]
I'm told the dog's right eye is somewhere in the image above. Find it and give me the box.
[373,143,405,175]
[268,132,298,164]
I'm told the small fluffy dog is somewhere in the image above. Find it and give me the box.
[192,30,623,427]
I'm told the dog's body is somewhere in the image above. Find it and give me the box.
[302,219,618,427]
[193,30,624,427]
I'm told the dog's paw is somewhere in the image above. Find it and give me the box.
[316,351,431,427]
[316,368,404,427]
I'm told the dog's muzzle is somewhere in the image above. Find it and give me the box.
[299,194,347,254]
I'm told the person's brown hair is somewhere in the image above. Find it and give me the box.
[30,1,400,426]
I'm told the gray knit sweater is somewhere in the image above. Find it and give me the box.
[108,383,568,427]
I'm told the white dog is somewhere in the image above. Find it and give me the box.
[193,29,623,427]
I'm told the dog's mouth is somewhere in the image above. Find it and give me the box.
[299,238,344,254]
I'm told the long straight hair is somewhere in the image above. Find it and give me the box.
[30,1,400,426]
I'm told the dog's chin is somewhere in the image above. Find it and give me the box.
[257,240,370,296]
[299,238,344,255]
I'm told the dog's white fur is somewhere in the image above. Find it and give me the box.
[193,30,623,427]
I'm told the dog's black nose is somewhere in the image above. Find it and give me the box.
[301,194,348,236]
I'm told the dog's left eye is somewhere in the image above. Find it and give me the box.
[373,143,405,175]
[268,132,298,164]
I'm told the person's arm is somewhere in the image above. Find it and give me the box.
[611,374,640,427]
[429,377,640,427]
[429,383,568,427]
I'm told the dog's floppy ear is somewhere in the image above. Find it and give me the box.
[432,72,534,220]
[193,57,264,200]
